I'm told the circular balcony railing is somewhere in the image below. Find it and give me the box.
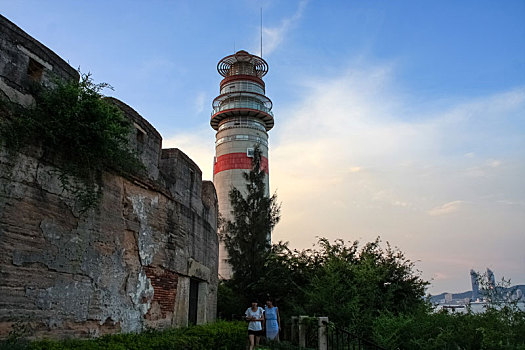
[217,50,268,78]
[212,91,272,111]
[211,107,274,131]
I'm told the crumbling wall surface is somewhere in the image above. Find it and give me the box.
[0,145,218,338]
[159,148,219,325]
[0,14,218,339]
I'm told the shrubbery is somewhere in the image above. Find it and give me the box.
[219,237,428,338]
[0,321,247,350]
[0,73,144,210]
[373,306,525,350]
[219,234,525,349]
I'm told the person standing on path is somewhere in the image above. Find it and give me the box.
[245,300,265,350]
[264,299,280,340]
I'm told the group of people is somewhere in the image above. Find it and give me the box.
[244,298,280,350]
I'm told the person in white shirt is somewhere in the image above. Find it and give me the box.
[245,300,265,350]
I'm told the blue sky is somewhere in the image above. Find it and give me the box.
[2,0,524,294]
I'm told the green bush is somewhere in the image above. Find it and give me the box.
[259,340,306,350]
[372,306,525,350]
[0,321,247,350]
[0,73,144,210]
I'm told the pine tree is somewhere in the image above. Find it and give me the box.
[221,145,280,296]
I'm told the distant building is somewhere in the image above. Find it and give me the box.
[516,289,523,300]
[470,269,480,300]
[487,268,496,289]
[445,293,453,303]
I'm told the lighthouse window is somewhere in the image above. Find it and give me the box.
[220,81,264,94]
[216,135,268,147]
[218,119,266,132]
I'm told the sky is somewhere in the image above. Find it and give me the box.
[2,0,524,294]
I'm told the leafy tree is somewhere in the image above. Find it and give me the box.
[217,280,247,320]
[238,237,428,338]
[220,145,281,299]
[299,238,428,337]
[255,241,317,319]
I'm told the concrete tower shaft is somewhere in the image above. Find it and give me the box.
[211,50,274,279]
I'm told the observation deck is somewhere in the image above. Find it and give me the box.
[211,50,274,131]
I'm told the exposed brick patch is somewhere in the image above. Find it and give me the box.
[144,266,178,320]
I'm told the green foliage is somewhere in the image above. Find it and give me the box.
[302,238,428,337]
[0,321,31,350]
[476,270,522,312]
[1,321,247,350]
[372,273,525,349]
[238,237,428,338]
[373,306,525,350]
[221,145,281,299]
[0,73,144,210]
[217,280,249,320]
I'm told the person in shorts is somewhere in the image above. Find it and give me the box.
[245,299,264,350]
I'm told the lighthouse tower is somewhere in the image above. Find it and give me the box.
[211,50,274,279]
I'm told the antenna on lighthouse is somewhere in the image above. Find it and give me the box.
[260,8,263,58]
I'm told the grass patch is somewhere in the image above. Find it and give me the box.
[0,321,247,350]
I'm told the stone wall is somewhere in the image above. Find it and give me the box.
[0,14,218,338]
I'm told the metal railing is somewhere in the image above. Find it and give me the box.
[212,101,274,117]
[285,317,386,350]
[323,321,386,350]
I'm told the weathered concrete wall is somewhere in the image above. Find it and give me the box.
[0,14,218,339]
[0,147,218,337]
[105,97,162,182]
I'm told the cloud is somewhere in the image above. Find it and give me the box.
[427,201,466,216]
[432,272,449,281]
[487,159,501,168]
[463,158,505,178]
[266,60,525,293]
[254,0,308,56]
[194,92,206,114]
